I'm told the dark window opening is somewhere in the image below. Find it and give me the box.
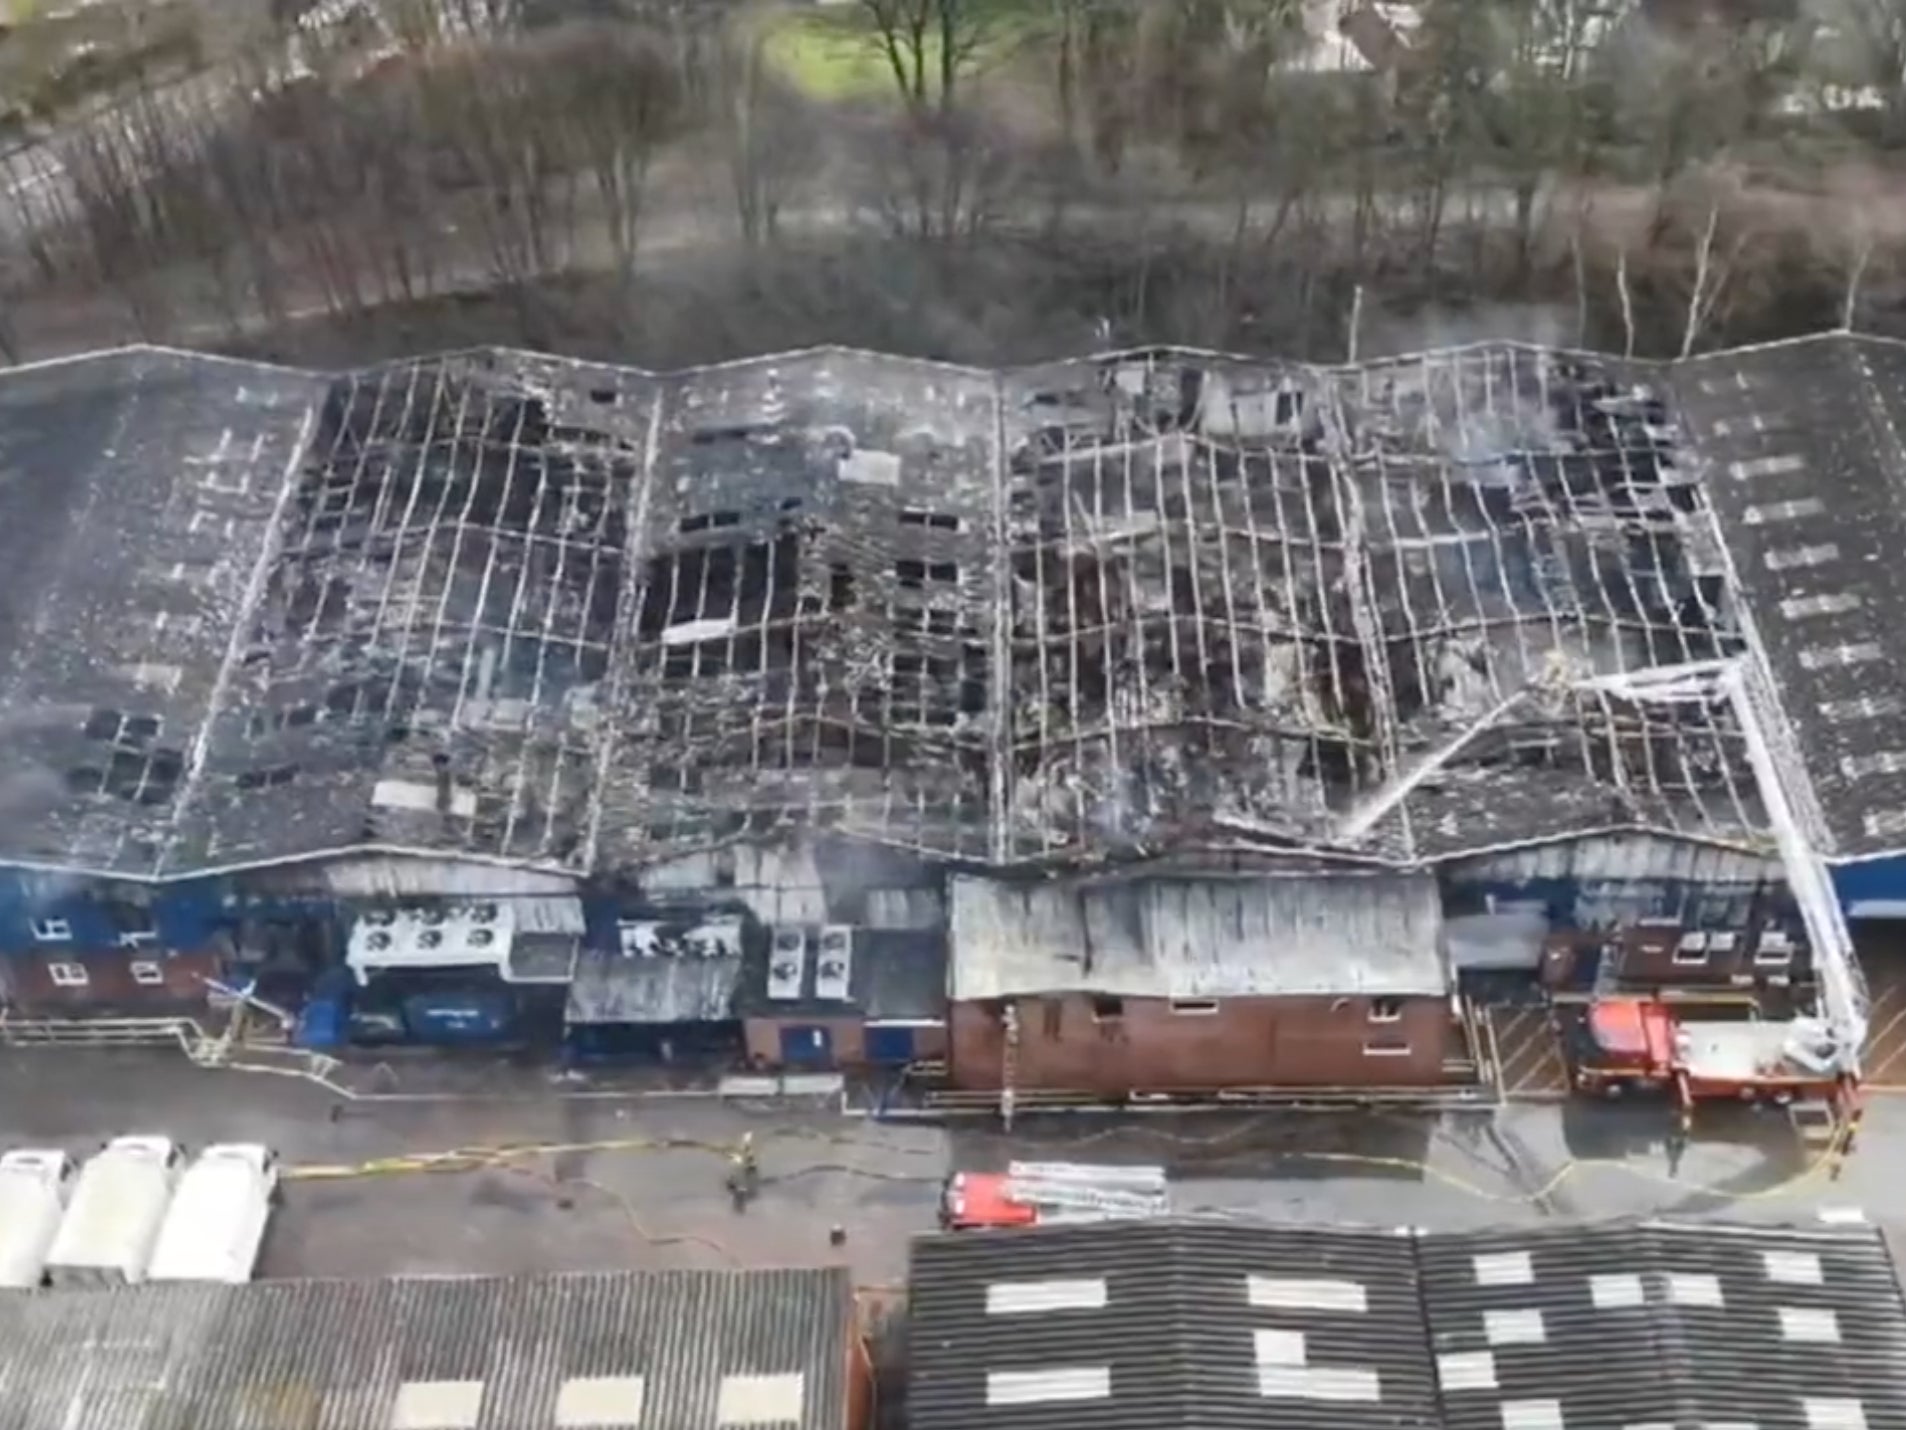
[927,562,959,584]
[104,750,146,798]
[285,705,319,728]
[589,387,617,406]
[899,509,961,532]
[691,423,769,446]
[895,559,926,589]
[829,564,857,612]
[65,767,103,794]
[104,899,155,936]
[1091,995,1124,1021]
[121,714,161,741]
[83,708,122,741]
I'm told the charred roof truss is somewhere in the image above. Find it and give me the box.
[0,340,1787,878]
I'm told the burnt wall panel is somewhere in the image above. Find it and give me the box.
[602,352,1001,866]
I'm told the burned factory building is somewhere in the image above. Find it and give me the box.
[0,332,1876,1088]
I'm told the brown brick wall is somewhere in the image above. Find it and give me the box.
[948,991,1451,1093]
[5,949,218,1013]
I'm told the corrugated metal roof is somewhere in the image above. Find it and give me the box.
[565,951,745,1025]
[907,1220,1440,1430]
[1418,1222,1906,1430]
[910,1219,1906,1430]
[0,1267,851,1429]
[948,874,1448,999]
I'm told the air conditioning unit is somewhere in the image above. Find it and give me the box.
[468,928,495,949]
[618,920,660,958]
[687,918,742,959]
[468,903,500,925]
[767,927,808,1002]
[363,909,398,928]
[367,931,393,952]
[418,929,445,951]
[419,907,448,927]
[815,925,853,1001]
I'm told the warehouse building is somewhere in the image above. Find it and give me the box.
[1672,334,1906,920]
[906,1218,1906,1430]
[946,872,1453,1090]
[0,335,1870,1084]
[0,1266,865,1430]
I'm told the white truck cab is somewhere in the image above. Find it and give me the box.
[0,1149,77,1289]
[147,1143,279,1284]
[44,1135,185,1289]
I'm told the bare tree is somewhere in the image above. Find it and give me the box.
[861,0,999,115]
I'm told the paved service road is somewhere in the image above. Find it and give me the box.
[0,1049,1896,1288]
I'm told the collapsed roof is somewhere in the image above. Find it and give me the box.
[1,333,1862,881]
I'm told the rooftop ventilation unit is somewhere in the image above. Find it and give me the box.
[815,925,854,1002]
[618,920,662,958]
[768,927,808,1002]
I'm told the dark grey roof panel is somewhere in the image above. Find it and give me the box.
[907,1220,1439,1430]
[1418,1221,1906,1430]
[0,1267,852,1430]
[0,349,323,876]
[1674,333,1906,857]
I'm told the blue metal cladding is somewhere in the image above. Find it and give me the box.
[864,1024,917,1064]
[0,869,237,953]
[1832,855,1906,915]
[780,1025,833,1065]
[401,990,514,1043]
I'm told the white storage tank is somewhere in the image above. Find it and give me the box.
[43,1135,184,1289]
[147,1143,280,1284]
[0,1150,77,1289]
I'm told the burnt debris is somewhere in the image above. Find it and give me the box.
[0,340,1781,878]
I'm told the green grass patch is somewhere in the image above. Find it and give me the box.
[761,9,898,103]
[760,2,1040,104]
